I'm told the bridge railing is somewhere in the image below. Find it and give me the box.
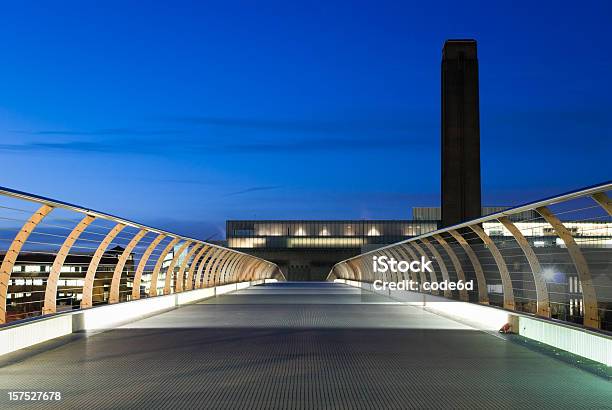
[328,182,612,331]
[0,186,284,325]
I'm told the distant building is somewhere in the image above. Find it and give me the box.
[226,210,612,281]
[4,247,135,321]
[412,206,539,222]
[226,220,438,281]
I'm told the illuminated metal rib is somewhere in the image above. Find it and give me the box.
[246,260,261,281]
[149,238,181,297]
[43,214,96,315]
[254,261,268,281]
[235,256,250,282]
[391,246,418,284]
[337,263,352,281]
[469,224,515,310]
[176,243,203,292]
[0,204,54,323]
[348,260,363,282]
[399,244,426,287]
[194,246,216,288]
[109,229,147,304]
[227,255,246,283]
[132,234,166,300]
[378,249,398,282]
[421,238,452,298]
[211,250,229,286]
[237,258,253,282]
[433,234,468,301]
[218,252,236,285]
[536,206,599,328]
[498,217,550,317]
[360,257,372,283]
[81,223,126,309]
[247,259,262,282]
[448,229,488,304]
[203,247,224,287]
[187,245,210,290]
[408,242,438,295]
[163,241,191,295]
[592,192,612,215]
[240,257,257,282]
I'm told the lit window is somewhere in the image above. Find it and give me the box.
[367,227,381,236]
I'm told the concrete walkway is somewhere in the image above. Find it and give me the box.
[0,282,610,409]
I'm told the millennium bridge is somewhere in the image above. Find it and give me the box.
[0,182,610,409]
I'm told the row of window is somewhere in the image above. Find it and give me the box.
[228,221,438,238]
[8,278,85,287]
[12,265,84,273]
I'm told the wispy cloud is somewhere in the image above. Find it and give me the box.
[1,113,437,156]
[0,141,117,153]
[223,185,283,197]
[0,136,183,155]
[226,135,433,153]
[14,128,187,136]
[170,115,433,136]
[134,177,213,186]
[174,116,354,134]
[0,133,432,156]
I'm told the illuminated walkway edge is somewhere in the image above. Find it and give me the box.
[336,279,612,367]
[0,280,265,357]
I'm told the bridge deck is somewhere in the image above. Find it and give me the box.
[0,282,610,409]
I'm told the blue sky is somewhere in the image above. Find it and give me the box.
[1,1,610,239]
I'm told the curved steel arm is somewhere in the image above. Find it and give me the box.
[203,247,224,288]
[498,217,550,317]
[132,234,166,300]
[592,192,611,215]
[81,223,126,308]
[433,234,468,301]
[448,229,488,304]
[0,205,54,323]
[399,244,427,287]
[162,241,191,295]
[43,214,96,315]
[109,229,148,304]
[195,246,217,288]
[420,238,452,298]
[469,224,515,310]
[408,242,438,295]
[175,243,203,293]
[148,238,181,297]
[536,206,599,328]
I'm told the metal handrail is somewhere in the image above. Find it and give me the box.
[0,185,284,325]
[333,180,611,264]
[328,181,612,331]
[0,185,273,263]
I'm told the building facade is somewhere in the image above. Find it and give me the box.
[227,220,439,280]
